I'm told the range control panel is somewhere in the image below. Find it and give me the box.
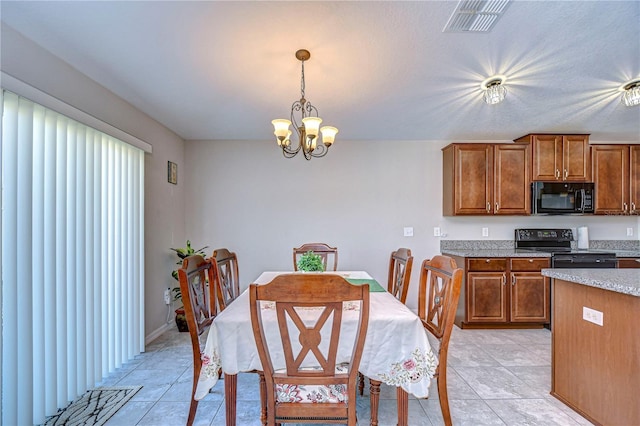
[515,228,573,242]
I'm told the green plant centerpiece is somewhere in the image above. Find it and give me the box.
[297,251,325,272]
[170,240,208,332]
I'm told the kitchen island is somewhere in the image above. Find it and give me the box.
[542,268,640,426]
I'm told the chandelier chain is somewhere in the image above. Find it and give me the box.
[300,60,306,101]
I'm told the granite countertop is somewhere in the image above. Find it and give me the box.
[597,249,640,257]
[541,268,640,297]
[441,249,552,258]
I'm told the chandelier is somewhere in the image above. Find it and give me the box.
[272,49,338,160]
[621,79,640,107]
[481,75,507,105]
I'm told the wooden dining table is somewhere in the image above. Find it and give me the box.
[194,271,438,426]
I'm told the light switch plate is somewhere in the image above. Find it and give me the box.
[403,227,414,237]
[627,227,634,236]
[433,227,441,237]
[482,227,489,237]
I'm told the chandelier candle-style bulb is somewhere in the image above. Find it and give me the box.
[302,117,322,139]
[320,126,338,146]
[271,49,338,160]
[282,130,292,147]
[272,119,292,143]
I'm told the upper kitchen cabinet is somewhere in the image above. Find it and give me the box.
[443,143,530,216]
[591,144,640,214]
[514,134,591,182]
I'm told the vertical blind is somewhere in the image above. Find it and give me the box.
[1,90,145,425]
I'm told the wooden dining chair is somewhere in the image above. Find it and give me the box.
[293,242,338,271]
[177,254,217,426]
[249,274,369,425]
[417,255,463,426]
[211,248,240,311]
[387,247,414,304]
[359,247,414,395]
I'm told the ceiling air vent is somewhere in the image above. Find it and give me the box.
[443,0,511,33]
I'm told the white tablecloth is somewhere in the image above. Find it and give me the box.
[195,271,438,400]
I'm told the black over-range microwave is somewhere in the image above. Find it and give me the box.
[531,182,595,215]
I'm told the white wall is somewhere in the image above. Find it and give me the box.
[1,24,186,339]
[3,21,638,330]
[185,139,639,310]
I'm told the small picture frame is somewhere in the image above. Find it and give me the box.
[167,161,177,185]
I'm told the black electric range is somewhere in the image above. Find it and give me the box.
[514,228,618,268]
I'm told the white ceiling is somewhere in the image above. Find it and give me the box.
[1,1,639,142]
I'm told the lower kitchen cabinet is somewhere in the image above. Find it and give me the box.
[452,256,550,328]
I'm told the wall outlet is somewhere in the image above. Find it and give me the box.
[482,227,489,237]
[433,227,441,237]
[403,227,414,237]
[627,228,634,237]
[164,289,171,305]
[582,306,603,326]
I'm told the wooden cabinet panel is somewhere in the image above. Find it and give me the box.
[592,144,640,214]
[515,134,590,182]
[468,258,507,271]
[631,145,640,214]
[618,258,640,268]
[511,272,550,322]
[454,144,492,214]
[467,272,507,322]
[494,144,530,214]
[530,134,562,181]
[510,258,549,271]
[592,144,628,214]
[458,256,550,327]
[563,135,591,181]
[552,279,640,425]
[443,143,529,216]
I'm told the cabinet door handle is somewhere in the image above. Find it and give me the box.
[563,169,568,180]
[631,202,636,212]
[495,202,499,212]
[528,258,534,263]
[486,259,491,263]
[623,202,628,212]
[487,202,491,213]
[511,275,516,285]
[555,169,560,179]
[502,274,506,285]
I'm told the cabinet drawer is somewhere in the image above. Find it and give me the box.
[468,258,507,271]
[618,258,640,268]
[510,258,550,271]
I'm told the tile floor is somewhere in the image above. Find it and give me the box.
[102,326,594,426]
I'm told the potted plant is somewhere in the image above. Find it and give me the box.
[297,251,325,272]
[170,240,208,331]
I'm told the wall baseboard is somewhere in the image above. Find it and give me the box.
[145,322,173,345]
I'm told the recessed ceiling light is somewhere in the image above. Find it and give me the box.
[481,75,507,105]
[619,79,640,107]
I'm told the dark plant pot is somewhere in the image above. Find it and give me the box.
[175,308,189,332]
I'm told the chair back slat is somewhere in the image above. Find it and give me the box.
[387,248,414,304]
[212,248,240,311]
[178,255,216,338]
[418,255,462,342]
[293,243,339,271]
[176,254,218,425]
[417,254,463,426]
